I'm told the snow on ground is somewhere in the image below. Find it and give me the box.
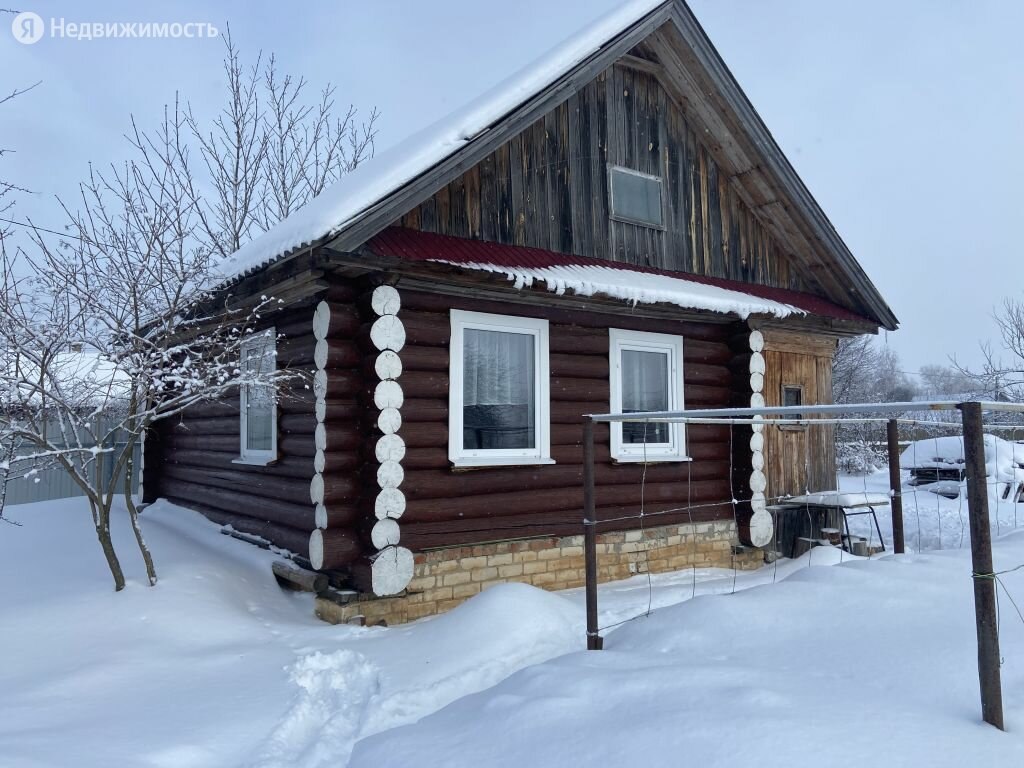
[3,492,1024,767]
[839,466,1024,552]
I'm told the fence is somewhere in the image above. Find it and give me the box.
[581,400,1024,731]
[3,416,140,505]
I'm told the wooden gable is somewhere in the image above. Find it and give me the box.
[397,57,806,294]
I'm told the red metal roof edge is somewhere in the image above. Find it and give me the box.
[365,227,874,324]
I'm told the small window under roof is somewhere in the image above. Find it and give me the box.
[609,166,664,228]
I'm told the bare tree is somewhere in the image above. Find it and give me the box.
[0,33,376,590]
[963,298,1024,403]
[0,80,41,236]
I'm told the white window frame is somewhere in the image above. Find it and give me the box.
[236,328,278,465]
[609,328,687,462]
[608,165,666,229]
[449,309,553,468]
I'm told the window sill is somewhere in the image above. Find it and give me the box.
[450,456,556,469]
[232,456,277,467]
[777,424,808,432]
[612,455,693,464]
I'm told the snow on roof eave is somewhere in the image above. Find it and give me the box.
[431,260,805,321]
[214,0,669,285]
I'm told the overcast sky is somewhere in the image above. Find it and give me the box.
[3,0,1022,377]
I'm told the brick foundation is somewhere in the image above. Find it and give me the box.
[315,519,764,626]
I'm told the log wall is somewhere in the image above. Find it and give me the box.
[392,288,745,550]
[147,284,363,564]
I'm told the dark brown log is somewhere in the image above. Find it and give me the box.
[194,506,313,557]
[683,363,731,386]
[399,370,449,399]
[158,433,241,452]
[316,370,364,399]
[549,353,608,379]
[310,473,360,504]
[280,435,316,457]
[401,398,449,422]
[279,337,361,368]
[400,310,451,347]
[402,447,450,470]
[316,503,360,529]
[179,400,240,419]
[684,383,731,406]
[310,528,362,569]
[278,303,359,340]
[162,463,318,506]
[326,281,357,304]
[401,460,726,500]
[163,449,314,480]
[551,376,608,402]
[398,291,731,341]
[161,481,317,530]
[399,345,450,372]
[398,502,735,550]
[403,478,731,522]
[273,559,329,593]
[314,451,362,474]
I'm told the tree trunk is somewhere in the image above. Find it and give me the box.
[93,500,126,591]
[124,453,157,586]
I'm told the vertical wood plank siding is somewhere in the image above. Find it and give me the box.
[399,65,803,292]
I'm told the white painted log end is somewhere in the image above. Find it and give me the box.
[374,488,407,520]
[749,469,767,494]
[370,518,401,550]
[315,502,328,529]
[314,449,326,474]
[749,329,765,353]
[749,371,764,394]
[750,492,767,514]
[374,349,403,381]
[315,422,327,452]
[377,406,402,435]
[370,315,406,353]
[309,529,325,570]
[375,433,406,463]
[314,338,329,370]
[315,399,327,424]
[377,459,405,490]
[371,285,401,317]
[313,369,328,400]
[750,392,765,410]
[749,432,764,453]
[310,473,324,505]
[751,416,765,434]
[749,351,766,375]
[374,379,404,410]
[748,510,774,548]
[312,301,330,341]
[371,545,414,595]
[751,450,765,471]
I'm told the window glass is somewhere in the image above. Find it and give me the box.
[610,167,663,227]
[621,348,670,444]
[245,346,275,452]
[783,386,803,421]
[462,329,536,450]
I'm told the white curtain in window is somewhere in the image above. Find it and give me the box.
[621,349,669,443]
[462,329,535,449]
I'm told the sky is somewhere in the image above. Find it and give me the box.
[2,0,1023,378]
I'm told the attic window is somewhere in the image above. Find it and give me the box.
[609,166,664,228]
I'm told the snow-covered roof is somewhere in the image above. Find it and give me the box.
[215,0,666,282]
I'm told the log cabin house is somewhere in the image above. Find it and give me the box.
[143,0,898,624]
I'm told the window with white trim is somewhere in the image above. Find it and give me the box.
[237,329,277,464]
[609,328,686,462]
[449,310,552,467]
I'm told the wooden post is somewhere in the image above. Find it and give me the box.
[583,418,602,651]
[886,419,905,554]
[960,401,1004,730]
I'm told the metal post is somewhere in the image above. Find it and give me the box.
[960,401,1004,730]
[583,418,602,650]
[886,419,905,554]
